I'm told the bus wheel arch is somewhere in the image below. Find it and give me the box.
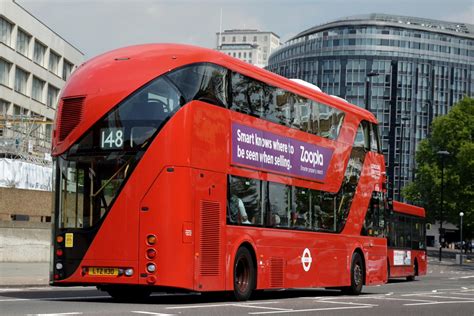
[233,242,257,301]
[387,259,391,280]
[407,259,418,281]
[342,248,365,295]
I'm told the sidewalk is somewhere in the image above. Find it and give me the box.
[0,262,49,287]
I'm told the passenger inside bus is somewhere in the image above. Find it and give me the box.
[229,194,251,224]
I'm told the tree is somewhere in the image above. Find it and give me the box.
[403,97,474,239]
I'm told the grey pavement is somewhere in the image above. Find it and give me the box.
[0,262,49,287]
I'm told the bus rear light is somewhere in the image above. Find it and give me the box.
[56,262,63,270]
[118,268,124,276]
[147,235,157,245]
[56,236,64,243]
[54,274,60,280]
[56,249,63,257]
[146,249,157,259]
[125,268,134,276]
[146,263,156,273]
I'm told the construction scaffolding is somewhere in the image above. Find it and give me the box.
[0,113,53,166]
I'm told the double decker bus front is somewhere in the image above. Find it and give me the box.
[50,46,200,292]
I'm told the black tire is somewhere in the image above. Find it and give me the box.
[406,260,418,281]
[387,261,390,281]
[341,252,364,295]
[102,286,151,301]
[233,247,256,301]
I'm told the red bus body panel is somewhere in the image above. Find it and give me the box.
[51,44,388,291]
[388,202,427,279]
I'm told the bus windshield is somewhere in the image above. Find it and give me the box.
[56,75,184,228]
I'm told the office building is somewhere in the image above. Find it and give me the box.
[0,0,84,165]
[267,13,474,201]
[216,29,280,67]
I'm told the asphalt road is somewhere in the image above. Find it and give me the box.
[1,258,474,316]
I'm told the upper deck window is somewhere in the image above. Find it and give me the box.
[167,63,228,107]
[231,72,345,140]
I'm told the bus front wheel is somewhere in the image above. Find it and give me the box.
[342,252,364,295]
[233,246,256,301]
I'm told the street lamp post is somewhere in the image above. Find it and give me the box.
[437,150,450,261]
[397,117,410,201]
[364,71,380,112]
[460,212,464,265]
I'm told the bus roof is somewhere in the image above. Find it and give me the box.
[392,201,425,218]
[74,44,377,123]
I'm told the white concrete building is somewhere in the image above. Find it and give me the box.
[0,0,84,163]
[216,29,280,67]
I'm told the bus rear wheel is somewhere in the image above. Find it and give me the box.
[233,246,256,301]
[406,260,418,281]
[342,252,364,295]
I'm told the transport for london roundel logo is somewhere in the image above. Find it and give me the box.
[301,248,312,272]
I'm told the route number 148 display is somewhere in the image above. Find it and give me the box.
[100,128,124,149]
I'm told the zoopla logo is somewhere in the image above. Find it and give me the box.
[299,146,324,167]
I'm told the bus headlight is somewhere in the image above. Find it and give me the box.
[56,262,63,270]
[125,268,134,276]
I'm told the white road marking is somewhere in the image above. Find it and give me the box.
[449,275,474,280]
[231,304,293,311]
[404,294,474,300]
[248,305,374,314]
[27,313,83,316]
[0,295,110,302]
[131,312,177,316]
[371,297,434,303]
[314,300,376,307]
[404,300,474,306]
[166,301,279,310]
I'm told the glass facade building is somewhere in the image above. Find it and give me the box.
[267,13,474,200]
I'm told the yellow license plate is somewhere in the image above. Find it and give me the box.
[88,267,118,276]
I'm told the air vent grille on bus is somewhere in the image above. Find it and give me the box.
[200,200,221,276]
[58,97,85,142]
[270,257,284,288]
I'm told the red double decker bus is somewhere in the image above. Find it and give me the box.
[386,201,427,280]
[50,44,388,300]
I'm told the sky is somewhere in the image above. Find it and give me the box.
[16,0,474,60]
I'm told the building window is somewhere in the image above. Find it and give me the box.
[243,36,246,42]
[16,29,31,57]
[249,52,252,58]
[14,67,29,95]
[32,76,45,102]
[0,17,13,46]
[0,99,8,115]
[47,84,59,108]
[14,104,27,116]
[48,50,61,75]
[253,36,257,42]
[222,36,225,42]
[232,36,236,42]
[62,59,74,80]
[0,58,11,86]
[33,40,47,66]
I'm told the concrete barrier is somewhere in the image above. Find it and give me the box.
[0,222,51,262]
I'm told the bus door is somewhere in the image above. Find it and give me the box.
[138,167,195,289]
